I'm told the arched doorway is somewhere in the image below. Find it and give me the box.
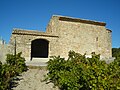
[31,39,49,59]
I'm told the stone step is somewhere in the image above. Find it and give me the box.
[31,58,49,62]
[26,61,47,66]
[25,58,49,66]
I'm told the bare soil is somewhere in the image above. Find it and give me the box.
[13,67,58,90]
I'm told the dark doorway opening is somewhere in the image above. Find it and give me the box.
[31,39,49,59]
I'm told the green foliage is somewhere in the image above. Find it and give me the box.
[112,48,120,59]
[46,51,120,90]
[0,52,27,90]
[6,52,27,74]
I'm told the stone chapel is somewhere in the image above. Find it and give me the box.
[10,15,112,63]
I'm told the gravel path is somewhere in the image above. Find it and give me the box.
[13,68,59,90]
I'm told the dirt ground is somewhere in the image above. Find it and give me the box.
[13,67,59,90]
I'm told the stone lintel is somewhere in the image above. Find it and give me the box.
[53,15,106,26]
[12,29,59,38]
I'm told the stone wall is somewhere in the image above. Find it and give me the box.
[10,29,59,61]
[46,15,112,59]
[0,40,12,63]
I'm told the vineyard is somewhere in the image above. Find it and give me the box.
[0,49,120,90]
[45,51,120,90]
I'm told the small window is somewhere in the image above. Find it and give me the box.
[96,37,98,41]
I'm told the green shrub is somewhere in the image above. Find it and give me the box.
[0,52,27,90]
[112,48,120,59]
[45,51,120,90]
[6,52,27,74]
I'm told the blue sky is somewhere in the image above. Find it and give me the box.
[0,0,120,48]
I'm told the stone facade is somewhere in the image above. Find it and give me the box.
[10,15,112,62]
